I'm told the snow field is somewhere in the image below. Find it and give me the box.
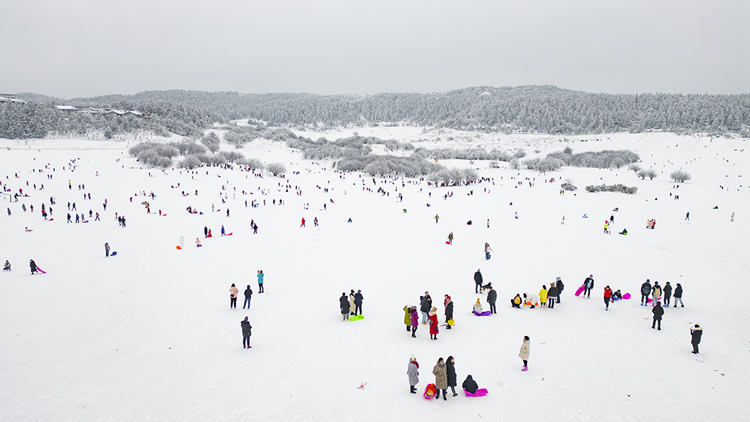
[0,132,748,421]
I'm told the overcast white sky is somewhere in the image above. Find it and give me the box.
[1,0,748,99]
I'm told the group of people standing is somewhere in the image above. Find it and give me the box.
[339,290,364,320]
[408,355,481,399]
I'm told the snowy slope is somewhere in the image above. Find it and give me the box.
[0,132,748,422]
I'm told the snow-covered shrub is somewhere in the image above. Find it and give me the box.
[524,157,564,171]
[561,182,577,191]
[240,158,264,170]
[585,184,638,194]
[201,132,220,153]
[637,169,657,180]
[180,156,202,169]
[628,163,641,172]
[670,170,691,182]
[218,151,245,163]
[267,162,286,176]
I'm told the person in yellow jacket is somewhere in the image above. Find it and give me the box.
[539,285,549,308]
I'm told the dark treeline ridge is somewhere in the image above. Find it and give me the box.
[0,99,225,139]
[17,85,750,136]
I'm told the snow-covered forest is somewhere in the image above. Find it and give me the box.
[7,85,750,137]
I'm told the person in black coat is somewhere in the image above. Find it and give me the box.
[663,282,673,306]
[446,356,458,397]
[640,279,652,306]
[555,277,564,303]
[420,292,432,325]
[652,301,664,330]
[474,269,483,293]
[673,283,684,307]
[444,295,454,329]
[583,275,594,298]
[690,324,703,354]
[243,285,253,309]
[487,286,498,314]
[241,316,252,349]
[30,259,38,275]
[547,283,558,309]
[340,293,350,321]
[462,375,478,394]
[354,290,364,315]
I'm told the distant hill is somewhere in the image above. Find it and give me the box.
[13,86,750,136]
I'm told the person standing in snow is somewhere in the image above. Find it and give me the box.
[204,225,208,238]
[673,283,684,307]
[447,232,453,245]
[29,259,39,275]
[407,355,420,393]
[428,307,439,340]
[652,301,664,330]
[519,336,530,371]
[474,269,483,293]
[348,290,356,316]
[410,306,419,337]
[435,214,439,224]
[484,243,493,259]
[432,358,448,400]
[301,218,305,227]
[640,279,652,306]
[603,285,612,311]
[229,284,239,308]
[663,282,673,307]
[487,286,497,314]
[221,225,226,236]
[243,285,253,309]
[539,285,548,308]
[354,290,364,315]
[257,270,264,293]
[444,295,454,328]
[339,293,351,320]
[446,356,458,397]
[583,275,594,298]
[652,282,662,307]
[555,276,564,303]
[420,292,432,325]
[690,324,703,354]
[547,282,558,309]
[403,305,412,332]
[241,316,252,349]
[105,243,110,257]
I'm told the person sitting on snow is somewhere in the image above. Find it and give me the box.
[511,294,522,308]
[619,228,628,235]
[472,299,483,314]
[462,375,479,394]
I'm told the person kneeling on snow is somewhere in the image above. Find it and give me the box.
[619,228,628,235]
[3,260,10,271]
[511,294,522,308]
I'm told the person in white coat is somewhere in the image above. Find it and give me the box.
[519,336,530,371]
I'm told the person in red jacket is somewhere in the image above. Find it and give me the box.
[428,307,439,340]
[603,285,613,311]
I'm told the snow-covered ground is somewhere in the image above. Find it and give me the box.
[0,131,748,421]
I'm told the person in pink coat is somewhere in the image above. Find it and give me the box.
[229,284,239,308]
